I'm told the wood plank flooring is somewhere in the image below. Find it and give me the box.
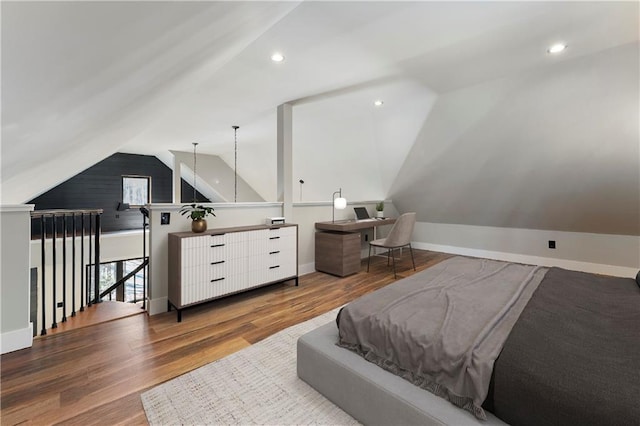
[0,249,451,425]
[43,300,145,336]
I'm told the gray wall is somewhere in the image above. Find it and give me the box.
[172,151,265,203]
[1,206,33,353]
[390,42,639,237]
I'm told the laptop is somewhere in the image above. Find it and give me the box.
[354,207,374,221]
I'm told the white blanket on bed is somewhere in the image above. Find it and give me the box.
[337,256,548,419]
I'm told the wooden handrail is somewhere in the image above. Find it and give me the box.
[31,209,104,218]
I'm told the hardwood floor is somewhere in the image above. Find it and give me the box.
[43,300,145,336]
[0,249,451,425]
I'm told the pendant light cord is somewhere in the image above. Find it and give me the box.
[192,142,198,202]
[232,126,239,203]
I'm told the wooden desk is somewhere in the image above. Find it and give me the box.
[314,218,396,277]
[315,218,396,232]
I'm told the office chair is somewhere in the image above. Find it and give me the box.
[367,212,416,279]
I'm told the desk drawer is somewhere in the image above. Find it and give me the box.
[315,231,360,277]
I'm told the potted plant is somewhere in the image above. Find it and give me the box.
[180,204,216,233]
[375,201,385,218]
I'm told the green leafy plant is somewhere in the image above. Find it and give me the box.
[375,201,385,212]
[179,204,216,221]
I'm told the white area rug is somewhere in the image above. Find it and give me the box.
[141,309,360,425]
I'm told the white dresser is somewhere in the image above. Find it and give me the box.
[168,224,298,321]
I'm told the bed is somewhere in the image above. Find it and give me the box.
[297,256,640,425]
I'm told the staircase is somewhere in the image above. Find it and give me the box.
[30,209,149,336]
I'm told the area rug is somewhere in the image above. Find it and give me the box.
[141,308,360,425]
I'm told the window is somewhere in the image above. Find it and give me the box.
[88,257,147,303]
[122,175,151,206]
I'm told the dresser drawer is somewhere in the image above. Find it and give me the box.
[209,257,245,281]
[169,224,298,321]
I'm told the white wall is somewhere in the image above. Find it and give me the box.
[292,201,398,274]
[1,205,34,354]
[291,199,639,278]
[292,79,437,203]
[412,222,639,277]
[172,151,264,202]
[290,202,637,280]
[292,200,638,278]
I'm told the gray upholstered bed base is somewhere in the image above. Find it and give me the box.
[297,322,507,426]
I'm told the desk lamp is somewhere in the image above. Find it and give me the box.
[332,188,347,222]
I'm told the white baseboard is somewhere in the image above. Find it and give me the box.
[148,296,169,316]
[413,242,638,278]
[298,262,316,276]
[1,323,33,354]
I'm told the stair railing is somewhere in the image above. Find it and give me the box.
[97,257,149,305]
[31,209,102,336]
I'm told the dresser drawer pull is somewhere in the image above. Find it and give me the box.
[211,260,225,265]
[211,233,226,237]
[269,265,280,269]
[269,236,280,240]
[211,277,225,283]
[269,251,280,255]
[269,227,280,231]
[211,243,226,248]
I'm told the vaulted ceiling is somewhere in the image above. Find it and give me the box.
[2,1,638,235]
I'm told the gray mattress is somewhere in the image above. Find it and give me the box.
[488,267,640,425]
[297,321,507,426]
[336,257,547,420]
[298,263,640,425]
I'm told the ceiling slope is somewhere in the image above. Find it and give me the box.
[389,42,640,236]
[2,0,638,229]
[171,150,264,203]
[1,1,299,203]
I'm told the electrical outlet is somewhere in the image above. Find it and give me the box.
[161,212,171,225]
[548,240,556,249]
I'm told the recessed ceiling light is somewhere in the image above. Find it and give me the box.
[374,100,384,107]
[271,52,285,62]
[547,43,567,54]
